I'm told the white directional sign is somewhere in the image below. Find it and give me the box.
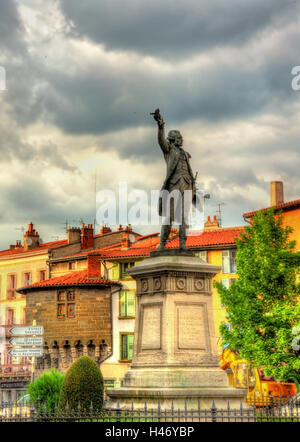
[9,337,43,347]
[8,348,43,357]
[9,326,44,336]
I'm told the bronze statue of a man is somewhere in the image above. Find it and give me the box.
[151,108,196,252]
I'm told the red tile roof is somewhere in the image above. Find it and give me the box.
[243,198,300,218]
[17,269,119,293]
[58,233,161,259]
[0,239,67,257]
[97,228,244,259]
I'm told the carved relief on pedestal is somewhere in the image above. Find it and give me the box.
[140,279,149,293]
[176,277,186,290]
[194,278,205,292]
[153,277,162,291]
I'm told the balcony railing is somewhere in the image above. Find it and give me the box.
[0,364,31,377]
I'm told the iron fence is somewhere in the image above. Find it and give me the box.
[0,394,299,422]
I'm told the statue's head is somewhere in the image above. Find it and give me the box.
[167,130,183,147]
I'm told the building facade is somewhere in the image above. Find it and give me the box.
[17,255,121,380]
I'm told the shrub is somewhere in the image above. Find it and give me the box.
[58,356,104,413]
[27,368,64,412]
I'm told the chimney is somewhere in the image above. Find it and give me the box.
[87,254,101,279]
[204,215,220,231]
[100,225,112,235]
[117,225,123,231]
[9,240,23,250]
[121,232,131,250]
[124,224,132,233]
[81,223,94,250]
[67,227,81,244]
[24,222,40,250]
[270,181,284,206]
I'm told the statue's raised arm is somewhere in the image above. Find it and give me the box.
[150,108,170,154]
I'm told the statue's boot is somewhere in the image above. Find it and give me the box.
[157,224,171,251]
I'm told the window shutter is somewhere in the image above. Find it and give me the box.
[222,251,230,273]
[127,334,134,360]
[120,291,126,317]
[127,292,136,317]
[111,263,120,280]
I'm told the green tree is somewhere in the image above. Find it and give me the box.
[58,356,104,413]
[216,209,300,382]
[27,368,64,412]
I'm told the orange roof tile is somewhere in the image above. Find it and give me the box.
[17,269,119,293]
[243,198,300,218]
[0,239,67,257]
[97,228,244,259]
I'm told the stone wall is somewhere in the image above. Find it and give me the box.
[25,286,112,373]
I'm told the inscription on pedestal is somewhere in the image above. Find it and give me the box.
[176,303,208,351]
[139,303,162,351]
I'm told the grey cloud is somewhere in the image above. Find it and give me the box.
[9,44,297,138]
[59,0,297,58]
[0,0,26,55]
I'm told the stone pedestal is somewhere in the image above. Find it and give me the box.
[106,253,247,409]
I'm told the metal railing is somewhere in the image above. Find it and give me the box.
[0,394,299,422]
[0,364,31,376]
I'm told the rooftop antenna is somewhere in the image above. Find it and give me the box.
[61,219,69,233]
[15,226,25,242]
[215,202,225,227]
[72,218,85,225]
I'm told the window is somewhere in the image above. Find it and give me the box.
[119,291,136,317]
[120,262,134,279]
[39,270,46,281]
[221,279,230,289]
[57,303,66,318]
[57,290,75,318]
[67,303,75,318]
[6,309,15,325]
[222,250,236,273]
[23,272,31,286]
[69,262,75,270]
[120,333,134,361]
[7,275,16,299]
[198,251,207,262]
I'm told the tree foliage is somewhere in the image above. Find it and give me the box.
[58,356,104,413]
[27,368,64,412]
[216,209,300,381]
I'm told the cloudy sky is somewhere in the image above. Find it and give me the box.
[0,0,300,249]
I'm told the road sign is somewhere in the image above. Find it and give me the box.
[8,348,43,358]
[9,337,43,347]
[9,326,44,336]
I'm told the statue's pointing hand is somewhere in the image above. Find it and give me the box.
[151,108,164,126]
